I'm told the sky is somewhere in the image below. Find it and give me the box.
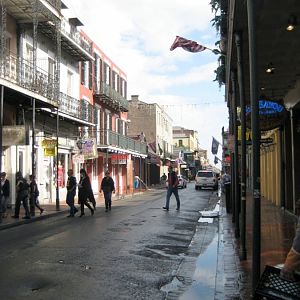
[64,0,228,164]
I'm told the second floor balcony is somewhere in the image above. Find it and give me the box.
[0,51,58,106]
[96,130,147,155]
[38,17,94,62]
[94,81,128,112]
[59,92,94,124]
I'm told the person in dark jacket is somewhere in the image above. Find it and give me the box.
[12,171,30,219]
[29,175,44,216]
[100,170,115,212]
[66,169,78,217]
[280,200,300,281]
[78,169,94,217]
[0,172,10,218]
[163,166,180,211]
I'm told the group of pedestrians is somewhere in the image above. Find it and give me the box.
[66,168,115,217]
[0,168,116,220]
[10,172,44,219]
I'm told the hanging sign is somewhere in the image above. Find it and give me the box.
[72,154,85,164]
[245,99,287,131]
[111,154,127,164]
[76,138,97,160]
[41,139,57,156]
[3,125,29,146]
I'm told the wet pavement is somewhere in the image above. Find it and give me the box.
[217,192,299,299]
[0,187,299,299]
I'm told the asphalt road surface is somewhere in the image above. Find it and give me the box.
[0,183,220,300]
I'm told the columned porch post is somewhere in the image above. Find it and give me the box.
[247,0,261,292]
[235,32,247,259]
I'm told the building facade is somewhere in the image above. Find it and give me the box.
[0,0,147,205]
[128,95,173,184]
[172,126,200,178]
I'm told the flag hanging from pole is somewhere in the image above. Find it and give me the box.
[170,36,207,53]
[211,137,220,155]
[214,156,221,165]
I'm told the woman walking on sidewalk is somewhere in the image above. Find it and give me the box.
[78,169,94,217]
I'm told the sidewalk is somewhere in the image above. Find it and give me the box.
[217,193,299,299]
[0,189,149,231]
[0,203,69,230]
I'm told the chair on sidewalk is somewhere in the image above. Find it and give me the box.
[254,265,300,300]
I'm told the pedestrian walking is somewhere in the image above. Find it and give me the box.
[100,170,115,212]
[78,169,94,217]
[163,166,180,211]
[11,171,30,219]
[280,200,300,281]
[29,175,44,216]
[222,170,231,213]
[0,172,10,219]
[66,169,78,217]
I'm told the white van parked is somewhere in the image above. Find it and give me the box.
[195,170,218,190]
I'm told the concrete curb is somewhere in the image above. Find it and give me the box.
[0,209,68,231]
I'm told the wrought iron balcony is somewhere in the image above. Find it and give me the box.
[96,130,147,155]
[60,18,94,60]
[2,0,61,22]
[94,81,128,112]
[45,0,61,10]
[0,51,57,105]
[59,92,94,124]
[38,17,94,61]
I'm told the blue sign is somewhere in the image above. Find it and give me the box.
[245,99,287,131]
[246,100,285,115]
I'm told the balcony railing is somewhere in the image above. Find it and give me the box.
[61,18,93,56]
[96,130,147,155]
[0,51,57,105]
[44,0,61,10]
[59,92,94,124]
[94,81,128,111]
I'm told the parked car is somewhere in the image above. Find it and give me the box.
[195,170,218,190]
[177,175,188,189]
[165,174,188,188]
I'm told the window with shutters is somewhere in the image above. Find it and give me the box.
[124,120,127,136]
[99,58,103,83]
[112,71,116,90]
[89,61,92,89]
[94,106,101,143]
[94,54,98,90]
[124,81,127,98]
[104,63,110,85]
[80,62,85,85]
[48,58,55,84]
[109,113,112,130]
[85,62,89,88]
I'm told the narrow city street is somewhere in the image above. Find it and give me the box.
[0,184,221,300]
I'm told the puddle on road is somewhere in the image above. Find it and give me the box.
[160,234,219,299]
[180,235,218,300]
